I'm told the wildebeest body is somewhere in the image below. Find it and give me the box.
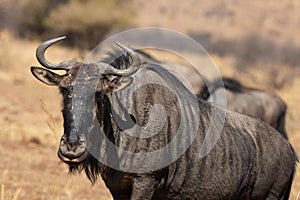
[208,78,288,139]
[30,37,297,200]
[93,67,296,199]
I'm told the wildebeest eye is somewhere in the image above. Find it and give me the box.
[129,114,136,124]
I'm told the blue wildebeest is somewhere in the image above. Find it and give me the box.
[207,78,288,139]
[31,37,297,200]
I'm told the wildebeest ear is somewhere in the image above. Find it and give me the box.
[30,66,63,86]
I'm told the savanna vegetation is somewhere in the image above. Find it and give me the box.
[0,0,299,199]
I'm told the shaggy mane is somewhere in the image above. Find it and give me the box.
[103,48,158,70]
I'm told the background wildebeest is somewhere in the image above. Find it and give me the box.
[205,77,288,139]
[31,37,297,200]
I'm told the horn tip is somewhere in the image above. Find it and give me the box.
[50,36,67,43]
[114,42,132,52]
[56,36,67,41]
[114,41,122,46]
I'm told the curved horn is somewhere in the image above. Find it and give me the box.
[103,42,141,76]
[36,36,69,70]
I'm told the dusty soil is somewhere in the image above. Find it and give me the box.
[1,0,300,199]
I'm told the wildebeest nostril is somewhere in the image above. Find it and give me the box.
[60,136,67,146]
[78,140,86,148]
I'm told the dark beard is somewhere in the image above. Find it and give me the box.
[67,155,102,184]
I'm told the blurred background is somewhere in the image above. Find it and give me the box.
[0,0,299,199]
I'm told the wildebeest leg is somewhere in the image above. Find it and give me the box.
[265,171,295,200]
[130,176,159,200]
[277,110,288,139]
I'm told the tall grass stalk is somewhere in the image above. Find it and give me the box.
[11,188,22,200]
[1,184,4,200]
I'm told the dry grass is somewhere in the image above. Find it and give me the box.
[46,0,132,32]
[1,183,22,200]
[40,99,60,142]
[134,0,300,88]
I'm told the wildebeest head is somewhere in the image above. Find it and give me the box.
[31,37,141,167]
